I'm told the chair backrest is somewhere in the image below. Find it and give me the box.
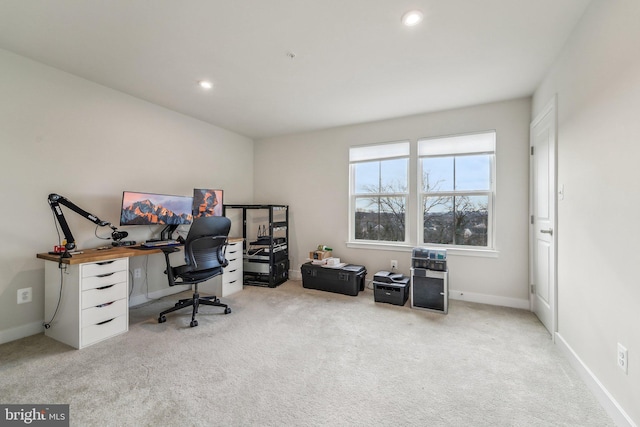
[183,216,232,272]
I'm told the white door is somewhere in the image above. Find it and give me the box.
[530,96,557,336]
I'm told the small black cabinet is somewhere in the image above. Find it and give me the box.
[223,204,289,287]
[410,268,448,313]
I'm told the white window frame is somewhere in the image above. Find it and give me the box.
[418,131,496,249]
[349,141,410,245]
[347,132,498,256]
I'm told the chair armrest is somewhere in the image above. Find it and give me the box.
[160,247,181,254]
[160,246,181,286]
[218,244,229,268]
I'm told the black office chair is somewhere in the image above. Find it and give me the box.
[158,216,232,327]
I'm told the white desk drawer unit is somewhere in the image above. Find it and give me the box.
[81,314,128,348]
[222,241,243,296]
[82,280,127,309]
[82,258,128,278]
[44,257,129,349]
[82,298,128,327]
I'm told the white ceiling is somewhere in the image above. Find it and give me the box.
[0,1,590,140]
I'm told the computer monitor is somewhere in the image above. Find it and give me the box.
[120,191,193,226]
[192,189,223,217]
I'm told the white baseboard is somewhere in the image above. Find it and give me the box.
[293,267,529,310]
[289,269,302,281]
[0,286,192,345]
[0,321,44,345]
[292,267,529,309]
[448,289,530,310]
[128,285,191,307]
[555,332,636,427]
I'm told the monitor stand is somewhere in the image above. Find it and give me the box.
[160,224,179,241]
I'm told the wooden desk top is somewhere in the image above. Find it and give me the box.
[37,237,244,265]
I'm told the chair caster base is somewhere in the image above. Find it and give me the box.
[158,296,231,326]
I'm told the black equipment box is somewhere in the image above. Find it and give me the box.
[373,271,410,306]
[301,262,366,296]
[245,259,290,288]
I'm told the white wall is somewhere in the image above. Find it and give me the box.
[533,0,640,424]
[0,49,253,343]
[254,98,531,308]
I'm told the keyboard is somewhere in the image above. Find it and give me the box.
[141,239,180,248]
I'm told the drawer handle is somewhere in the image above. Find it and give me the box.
[227,269,237,273]
[228,280,237,284]
[228,250,238,254]
[96,272,115,278]
[96,284,115,290]
[96,318,115,325]
[97,260,116,265]
[96,301,114,308]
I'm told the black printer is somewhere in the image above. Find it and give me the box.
[373,271,406,283]
[373,271,410,306]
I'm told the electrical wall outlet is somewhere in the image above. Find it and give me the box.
[391,260,398,270]
[617,343,628,374]
[17,287,32,304]
[134,268,142,279]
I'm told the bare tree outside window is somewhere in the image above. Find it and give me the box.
[423,194,488,246]
[421,152,492,247]
[355,185,406,241]
[353,157,408,242]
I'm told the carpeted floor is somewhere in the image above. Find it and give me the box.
[0,280,614,426]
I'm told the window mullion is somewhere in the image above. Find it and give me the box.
[352,132,494,248]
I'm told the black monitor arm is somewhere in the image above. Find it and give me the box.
[48,193,127,252]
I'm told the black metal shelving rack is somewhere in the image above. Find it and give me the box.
[223,204,289,287]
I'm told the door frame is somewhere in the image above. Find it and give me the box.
[529,95,558,339]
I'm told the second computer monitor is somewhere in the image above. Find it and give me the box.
[193,189,223,217]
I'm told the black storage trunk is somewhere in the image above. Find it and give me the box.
[374,280,410,306]
[301,262,366,296]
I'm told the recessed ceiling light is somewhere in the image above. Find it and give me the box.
[401,10,423,27]
[198,80,213,90]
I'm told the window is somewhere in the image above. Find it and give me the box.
[349,141,409,243]
[348,131,496,250]
[419,131,495,248]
